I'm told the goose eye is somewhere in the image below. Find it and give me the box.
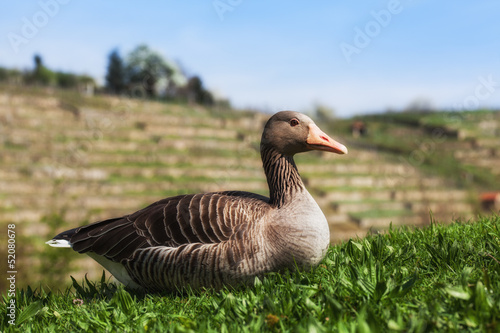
[290,118,300,127]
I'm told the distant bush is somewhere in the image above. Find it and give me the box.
[1,55,96,93]
[0,67,23,84]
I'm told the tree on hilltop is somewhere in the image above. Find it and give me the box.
[125,44,175,97]
[105,49,126,95]
[183,76,214,105]
[103,44,217,106]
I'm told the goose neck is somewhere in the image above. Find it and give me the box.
[261,146,305,208]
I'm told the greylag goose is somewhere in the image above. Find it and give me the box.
[46,111,347,292]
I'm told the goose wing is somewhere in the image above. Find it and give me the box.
[55,191,270,263]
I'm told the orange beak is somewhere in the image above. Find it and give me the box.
[306,123,348,154]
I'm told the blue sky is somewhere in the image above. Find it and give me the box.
[1,1,499,117]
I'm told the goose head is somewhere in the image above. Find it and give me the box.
[261,111,348,156]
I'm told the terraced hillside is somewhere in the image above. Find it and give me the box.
[352,110,500,191]
[0,85,484,287]
[421,110,500,185]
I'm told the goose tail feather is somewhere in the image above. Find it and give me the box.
[45,239,72,248]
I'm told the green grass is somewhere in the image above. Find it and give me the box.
[2,216,500,332]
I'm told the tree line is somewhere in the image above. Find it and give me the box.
[0,44,220,107]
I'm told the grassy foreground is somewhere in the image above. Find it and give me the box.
[2,216,500,332]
